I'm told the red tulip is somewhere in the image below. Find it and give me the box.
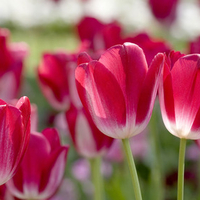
[0,28,28,101]
[158,51,200,139]
[6,128,69,200]
[37,51,81,111]
[75,43,164,139]
[0,96,30,185]
[148,0,179,25]
[65,104,113,158]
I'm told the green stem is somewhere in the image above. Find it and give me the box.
[149,107,164,200]
[122,138,143,200]
[90,156,104,200]
[177,138,187,200]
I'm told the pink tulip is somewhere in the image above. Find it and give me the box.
[65,104,113,158]
[37,51,81,111]
[148,0,179,25]
[6,128,69,200]
[75,42,164,139]
[0,28,28,101]
[158,51,200,139]
[0,96,30,185]
[77,16,122,53]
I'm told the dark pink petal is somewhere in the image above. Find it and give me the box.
[39,146,69,198]
[0,105,22,184]
[76,61,126,138]
[42,128,61,152]
[136,53,164,124]
[77,52,92,65]
[37,53,71,110]
[20,132,50,196]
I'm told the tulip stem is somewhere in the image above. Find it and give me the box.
[90,156,104,200]
[177,138,187,200]
[122,138,143,200]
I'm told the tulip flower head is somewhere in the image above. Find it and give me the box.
[6,128,69,200]
[0,96,30,185]
[65,104,113,158]
[159,51,200,139]
[0,28,28,101]
[75,42,164,139]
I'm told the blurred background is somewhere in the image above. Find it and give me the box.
[1,0,200,200]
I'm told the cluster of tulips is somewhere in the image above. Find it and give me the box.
[1,0,200,199]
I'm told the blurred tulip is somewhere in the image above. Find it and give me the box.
[65,104,113,158]
[123,32,171,66]
[148,0,179,25]
[0,28,28,101]
[158,51,200,139]
[0,96,30,185]
[6,128,69,200]
[75,43,164,139]
[77,16,122,53]
[37,51,81,111]
[188,36,200,54]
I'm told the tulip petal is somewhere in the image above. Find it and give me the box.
[39,147,68,199]
[136,53,164,125]
[42,128,61,152]
[76,61,126,138]
[0,105,22,184]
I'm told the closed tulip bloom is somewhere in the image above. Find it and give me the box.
[0,96,30,185]
[75,43,164,139]
[65,104,113,158]
[38,51,83,111]
[6,128,69,200]
[159,51,200,139]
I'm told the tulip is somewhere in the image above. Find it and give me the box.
[158,51,200,200]
[158,51,200,140]
[65,103,113,158]
[6,128,69,200]
[77,16,122,53]
[66,103,113,200]
[76,42,164,200]
[37,51,81,111]
[0,96,30,185]
[76,42,164,139]
[0,28,28,101]
[148,0,179,25]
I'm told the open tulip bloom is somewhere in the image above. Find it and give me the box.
[159,51,200,200]
[75,42,164,200]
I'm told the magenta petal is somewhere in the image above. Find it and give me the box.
[39,147,68,199]
[42,128,61,152]
[136,53,164,124]
[76,61,126,138]
[0,105,22,184]
[77,52,92,65]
